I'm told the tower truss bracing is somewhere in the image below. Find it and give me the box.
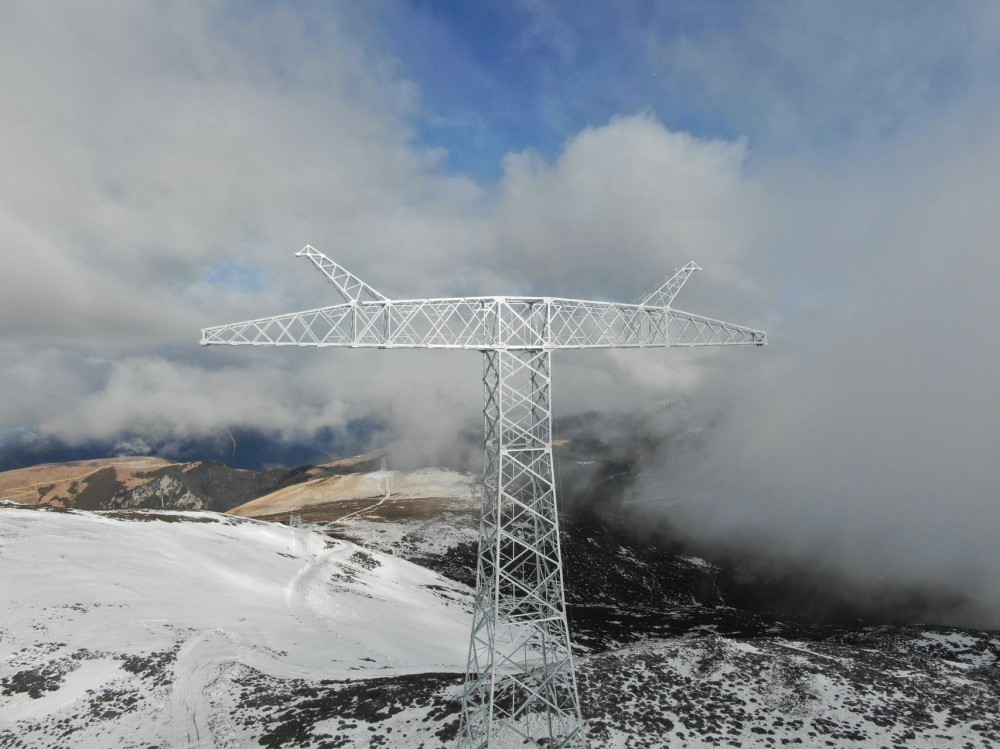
[202,245,766,748]
[462,349,582,747]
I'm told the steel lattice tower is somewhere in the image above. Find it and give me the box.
[202,245,766,748]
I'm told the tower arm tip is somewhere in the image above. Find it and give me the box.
[294,245,387,303]
[635,260,702,308]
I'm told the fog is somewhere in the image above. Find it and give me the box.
[623,108,1000,627]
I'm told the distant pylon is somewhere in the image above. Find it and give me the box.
[202,246,766,747]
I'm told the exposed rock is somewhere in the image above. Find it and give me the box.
[111,474,204,511]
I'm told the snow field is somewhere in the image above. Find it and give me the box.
[0,507,472,748]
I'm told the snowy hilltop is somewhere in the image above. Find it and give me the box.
[2,486,998,747]
[0,506,470,748]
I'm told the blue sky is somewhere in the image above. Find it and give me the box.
[377,0,737,177]
[372,0,995,178]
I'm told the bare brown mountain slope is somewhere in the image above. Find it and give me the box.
[0,457,175,507]
[0,456,326,512]
[226,467,479,524]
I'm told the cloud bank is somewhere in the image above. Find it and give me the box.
[2,2,999,625]
[643,108,1000,626]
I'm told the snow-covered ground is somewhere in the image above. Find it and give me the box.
[580,633,1000,748]
[2,502,998,749]
[0,505,471,748]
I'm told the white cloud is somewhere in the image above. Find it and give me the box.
[649,0,1000,149]
[0,1,492,465]
[632,98,1000,626]
[0,1,757,460]
[493,114,760,301]
[3,1,1000,626]
[0,2,479,342]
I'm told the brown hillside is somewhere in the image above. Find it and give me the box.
[0,457,176,507]
[0,457,314,512]
[227,468,479,524]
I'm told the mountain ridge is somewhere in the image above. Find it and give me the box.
[0,453,384,513]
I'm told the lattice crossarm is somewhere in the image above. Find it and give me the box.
[544,299,765,349]
[664,308,767,346]
[295,245,387,303]
[200,302,374,347]
[202,297,766,349]
[634,260,701,308]
[200,298,496,349]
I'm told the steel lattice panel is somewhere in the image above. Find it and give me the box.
[203,298,765,349]
[460,350,584,749]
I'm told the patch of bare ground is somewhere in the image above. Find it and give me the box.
[249,496,473,525]
[0,457,311,512]
[366,497,473,521]
[251,498,384,524]
[227,468,478,520]
[235,669,463,749]
[227,475,384,518]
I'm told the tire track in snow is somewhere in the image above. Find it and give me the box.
[169,629,342,747]
[330,470,393,524]
[286,529,420,673]
[170,629,239,749]
[283,528,384,662]
[170,533,353,748]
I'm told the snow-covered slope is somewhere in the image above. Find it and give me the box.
[580,630,1000,748]
[3,502,999,748]
[0,505,471,748]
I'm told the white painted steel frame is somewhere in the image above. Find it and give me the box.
[634,260,702,308]
[460,349,583,748]
[201,246,767,749]
[200,298,766,349]
[295,244,388,303]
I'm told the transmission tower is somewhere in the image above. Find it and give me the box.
[202,245,766,748]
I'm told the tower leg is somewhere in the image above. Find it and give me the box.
[459,349,585,749]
